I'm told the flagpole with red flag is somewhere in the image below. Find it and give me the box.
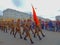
[32,5,40,27]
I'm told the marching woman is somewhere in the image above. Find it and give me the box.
[1,21,4,31]
[27,19,35,38]
[3,21,8,33]
[14,19,22,39]
[33,19,45,40]
[39,19,45,37]
[10,20,15,36]
[22,20,34,44]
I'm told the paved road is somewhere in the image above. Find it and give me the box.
[0,30,60,45]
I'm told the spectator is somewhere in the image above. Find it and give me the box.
[48,21,54,31]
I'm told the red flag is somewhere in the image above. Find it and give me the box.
[32,6,40,26]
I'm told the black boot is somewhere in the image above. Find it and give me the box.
[34,34,36,38]
[14,34,16,38]
[24,36,27,40]
[20,35,22,39]
[10,31,12,35]
[13,32,14,35]
[30,39,34,44]
[38,35,42,40]
[42,34,45,37]
[6,29,8,33]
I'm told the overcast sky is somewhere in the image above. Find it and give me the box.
[0,0,60,20]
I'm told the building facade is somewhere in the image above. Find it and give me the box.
[3,9,31,21]
[56,16,60,21]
